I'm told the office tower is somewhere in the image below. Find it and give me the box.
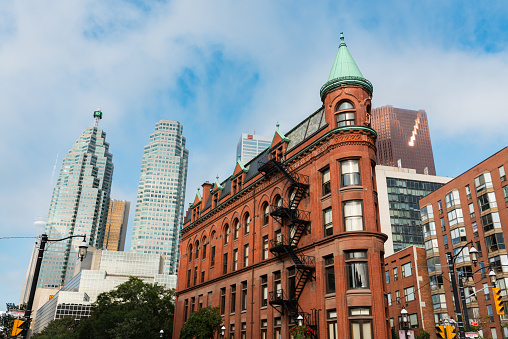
[376,165,451,255]
[419,147,508,339]
[130,120,189,275]
[37,110,113,288]
[103,200,130,251]
[236,133,271,164]
[372,105,436,175]
[174,34,390,339]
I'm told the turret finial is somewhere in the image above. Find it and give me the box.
[276,122,280,130]
[340,32,344,41]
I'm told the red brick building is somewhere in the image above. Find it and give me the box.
[384,246,436,339]
[419,147,508,339]
[173,34,389,339]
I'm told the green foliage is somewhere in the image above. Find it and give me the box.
[391,327,400,339]
[76,277,175,339]
[179,307,222,339]
[289,325,313,339]
[415,328,430,339]
[32,317,79,339]
[1,303,27,339]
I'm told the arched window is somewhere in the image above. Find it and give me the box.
[244,213,250,234]
[202,237,207,260]
[195,241,200,259]
[233,219,240,240]
[211,230,216,240]
[224,224,230,245]
[274,195,282,208]
[288,188,296,209]
[336,100,355,127]
[188,244,193,262]
[262,202,270,226]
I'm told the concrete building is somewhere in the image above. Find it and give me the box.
[419,147,508,339]
[376,165,451,256]
[103,199,130,251]
[174,34,389,339]
[384,246,436,339]
[37,110,114,288]
[130,120,189,274]
[372,106,436,175]
[236,133,272,164]
[33,249,176,334]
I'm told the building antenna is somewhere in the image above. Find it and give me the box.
[93,108,103,128]
[50,153,59,186]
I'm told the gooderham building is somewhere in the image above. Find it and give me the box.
[173,34,389,339]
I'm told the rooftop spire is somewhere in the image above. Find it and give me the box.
[320,33,373,100]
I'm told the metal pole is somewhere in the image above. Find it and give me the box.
[447,252,465,339]
[23,234,48,339]
[458,272,471,332]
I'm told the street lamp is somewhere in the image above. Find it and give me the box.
[469,246,478,265]
[297,314,304,326]
[160,329,164,338]
[401,307,409,339]
[22,234,88,339]
[489,269,497,285]
[220,325,226,337]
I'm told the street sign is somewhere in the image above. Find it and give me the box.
[470,321,478,326]
[398,330,415,339]
[11,319,25,336]
[465,333,479,338]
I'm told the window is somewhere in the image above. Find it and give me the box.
[443,235,448,250]
[241,322,246,339]
[484,283,490,301]
[432,294,447,310]
[387,293,392,306]
[230,285,236,314]
[438,200,443,214]
[262,235,269,260]
[224,225,230,245]
[447,208,463,227]
[396,290,400,304]
[393,267,398,281]
[487,305,494,323]
[485,233,506,253]
[465,184,472,200]
[478,193,497,212]
[234,219,240,240]
[202,240,207,260]
[261,319,267,339]
[322,167,331,195]
[220,288,226,315]
[404,286,415,302]
[241,281,248,311]
[430,275,444,291]
[274,318,281,339]
[346,251,369,289]
[469,203,475,219]
[244,213,250,234]
[274,230,282,246]
[504,186,508,203]
[336,101,355,127]
[323,207,333,236]
[420,205,434,222]
[425,239,438,256]
[325,255,335,294]
[445,190,460,208]
[187,269,191,288]
[211,246,216,267]
[223,253,228,274]
[341,159,361,186]
[476,241,483,258]
[188,244,193,262]
[385,270,390,284]
[472,221,479,237]
[184,299,188,322]
[230,324,235,339]
[261,275,268,307]
[402,262,412,278]
[195,241,200,260]
[262,202,269,225]
[427,256,441,273]
[233,249,238,271]
[288,267,296,299]
[193,266,197,285]
[327,309,338,339]
[451,227,467,245]
[244,244,249,267]
[201,271,205,283]
[423,222,436,238]
[350,319,372,339]
[344,200,363,231]
[274,271,282,299]
[440,217,446,232]
[482,212,502,232]
[475,172,493,193]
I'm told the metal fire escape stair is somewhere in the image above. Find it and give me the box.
[258,156,318,337]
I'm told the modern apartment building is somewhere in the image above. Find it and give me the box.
[37,110,114,288]
[174,34,389,339]
[130,120,189,274]
[103,199,130,251]
[236,133,272,164]
[376,165,451,255]
[419,147,508,339]
[372,106,436,175]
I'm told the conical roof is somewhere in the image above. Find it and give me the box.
[320,33,373,100]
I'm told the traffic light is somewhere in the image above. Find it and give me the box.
[436,325,446,339]
[493,287,505,315]
[11,319,25,337]
[446,326,457,339]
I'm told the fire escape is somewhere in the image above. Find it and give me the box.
[258,154,318,337]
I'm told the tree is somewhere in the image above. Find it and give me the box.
[76,277,175,339]
[179,307,222,339]
[32,317,79,339]
[0,303,26,339]
[415,328,430,339]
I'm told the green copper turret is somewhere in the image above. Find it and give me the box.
[320,33,373,100]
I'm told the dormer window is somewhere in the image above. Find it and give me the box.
[213,193,219,208]
[336,100,355,127]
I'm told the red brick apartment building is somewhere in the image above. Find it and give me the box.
[419,147,508,339]
[384,246,436,339]
[173,35,389,339]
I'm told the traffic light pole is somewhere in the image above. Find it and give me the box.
[447,252,465,339]
[457,272,471,332]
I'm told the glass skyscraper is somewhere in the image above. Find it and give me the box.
[236,133,271,164]
[37,113,113,288]
[130,120,189,274]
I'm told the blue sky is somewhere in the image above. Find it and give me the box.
[1,0,507,311]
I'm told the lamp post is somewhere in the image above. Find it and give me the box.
[297,314,304,327]
[22,234,88,339]
[220,325,226,338]
[401,307,409,339]
[160,329,164,338]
